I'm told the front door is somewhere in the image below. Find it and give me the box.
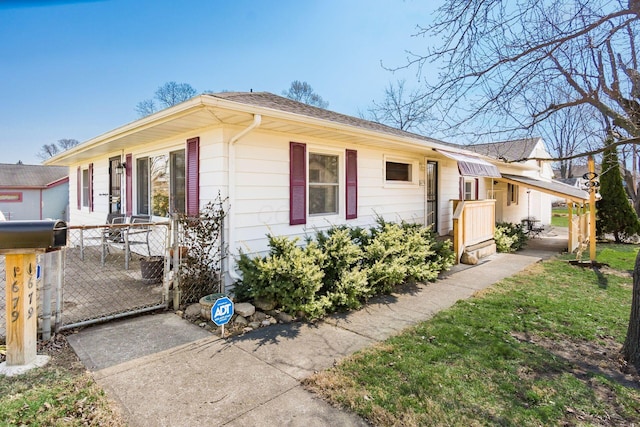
[425,160,438,231]
[109,156,122,214]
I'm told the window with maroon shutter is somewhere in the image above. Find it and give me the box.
[290,142,306,225]
[77,167,81,209]
[345,149,357,219]
[88,163,94,212]
[186,137,199,217]
[125,153,133,216]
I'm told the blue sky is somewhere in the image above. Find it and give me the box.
[0,0,439,165]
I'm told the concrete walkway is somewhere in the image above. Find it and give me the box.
[67,229,568,426]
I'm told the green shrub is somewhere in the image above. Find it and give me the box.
[494,222,527,253]
[236,235,329,318]
[315,227,373,310]
[235,220,455,319]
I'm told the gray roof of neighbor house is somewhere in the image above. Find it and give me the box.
[0,163,68,188]
[206,92,460,148]
[465,138,541,162]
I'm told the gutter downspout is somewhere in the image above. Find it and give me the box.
[226,114,262,286]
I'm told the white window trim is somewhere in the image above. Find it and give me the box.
[306,146,343,225]
[383,154,419,188]
[81,168,90,209]
[463,178,477,201]
[133,145,186,219]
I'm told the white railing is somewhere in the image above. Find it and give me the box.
[452,199,496,263]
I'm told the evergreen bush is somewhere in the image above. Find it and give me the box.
[596,138,640,242]
[235,219,455,319]
[494,222,527,253]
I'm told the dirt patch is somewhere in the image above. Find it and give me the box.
[512,332,640,424]
[37,333,87,375]
[512,332,639,386]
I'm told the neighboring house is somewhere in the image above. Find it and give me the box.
[45,92,588,289]
[467,138,556,225]
[0,163,69,221]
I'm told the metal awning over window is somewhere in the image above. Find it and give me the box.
[436,149,502,178]
[499,174,589,203]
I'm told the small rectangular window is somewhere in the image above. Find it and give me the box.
[309,153,339,215]
[0,192,22,202]
[82,169,89,207]
[464,181,474,200]
[507,183,519,205]
[385,161,412,182]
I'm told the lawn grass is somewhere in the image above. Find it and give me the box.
[306,243,640,426]
[551,207,569,227]
[0,342,125,426]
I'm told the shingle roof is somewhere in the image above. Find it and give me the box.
[205,92,458,147]
[465,138,540,162]
[0,163,68,188]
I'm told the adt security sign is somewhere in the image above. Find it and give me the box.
[211,296,234,326]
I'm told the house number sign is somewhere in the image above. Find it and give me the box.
[5,253,38,366]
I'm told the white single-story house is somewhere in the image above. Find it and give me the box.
[45,92,589,289]
[0,163,69,221]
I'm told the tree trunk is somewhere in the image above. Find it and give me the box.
[622,250,640,368]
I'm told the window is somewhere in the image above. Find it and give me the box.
[386,161,412,182]
[82,169,89,207]
[137,158,149,215]
[507,183,519,206]
[170,150,186,214]
[463,178,478,201]
[137,150,186,217]
[289,142,357,225]
[309,153,339,215]
[0,192,22,202]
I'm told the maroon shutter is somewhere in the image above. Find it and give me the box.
[88,163,94,212]
[186,137,200,217]
[290,142,306,225]
[459,177,464,200]
[76,166,81,209]
[345,149,357,219]
[125,153,133,216]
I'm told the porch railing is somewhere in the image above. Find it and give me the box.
[452,199,496,263]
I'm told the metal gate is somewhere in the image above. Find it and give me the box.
[0,221,172,342]
[58,222,171,331]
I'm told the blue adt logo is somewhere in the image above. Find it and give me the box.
[211,296,234,326]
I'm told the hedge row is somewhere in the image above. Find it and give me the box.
[234,219,455,319]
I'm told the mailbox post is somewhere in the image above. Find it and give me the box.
[0,220,67,376]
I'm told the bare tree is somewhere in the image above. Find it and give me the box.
[135,99,157,117]
[535,95,602,178]
[405,0,640,370]
[282,81,329,109]
[37,138,80,161]
[407,1,640,141]
[136,82,197,117]
[362,80,433,133]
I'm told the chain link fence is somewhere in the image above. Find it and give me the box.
[0,221,171,343]
[61,221,170,330]
[0,212,228,343]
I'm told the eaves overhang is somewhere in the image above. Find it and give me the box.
[45,95,503,166]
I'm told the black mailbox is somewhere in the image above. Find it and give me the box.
[0,220,67,250]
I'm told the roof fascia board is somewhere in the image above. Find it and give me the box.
[200,96,463,154]
[45,97,209,165]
